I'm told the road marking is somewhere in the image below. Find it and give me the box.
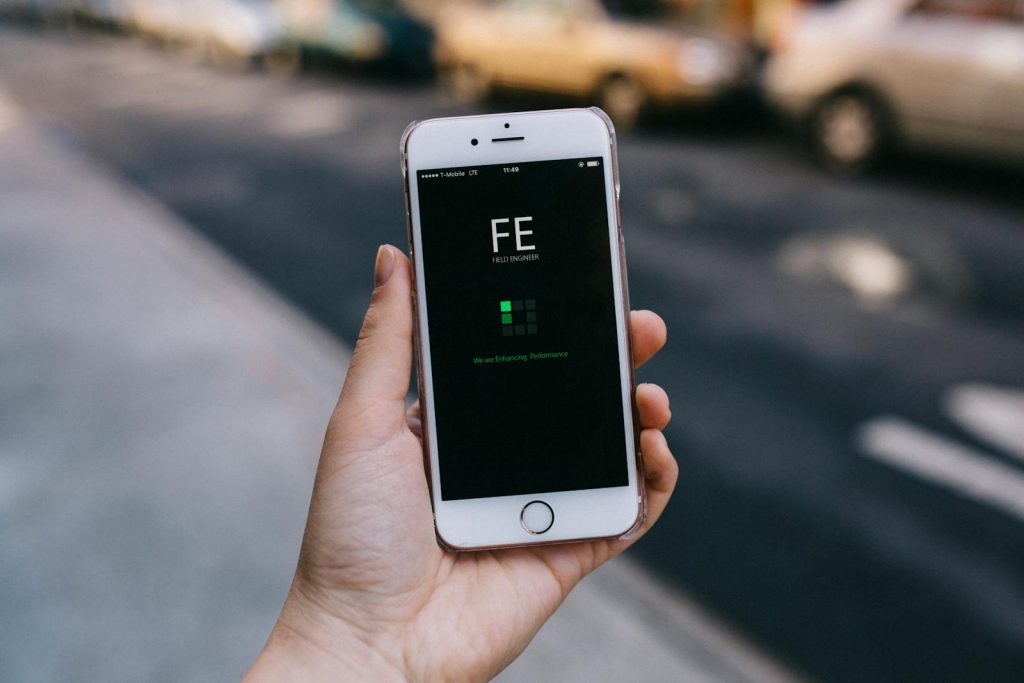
[946,383,1024,464]
[777,232,912,305]
[858,416,1024,522]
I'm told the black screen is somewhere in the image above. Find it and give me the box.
[416,157,629,501]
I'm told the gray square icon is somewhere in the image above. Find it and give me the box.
[525,299,536,310]
[527,324,538,335]
[514,324,526,336]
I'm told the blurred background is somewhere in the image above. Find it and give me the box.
[1,0,1023,681]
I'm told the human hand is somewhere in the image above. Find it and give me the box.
[245,245,676,682]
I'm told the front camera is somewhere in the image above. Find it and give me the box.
[471,138,478,146]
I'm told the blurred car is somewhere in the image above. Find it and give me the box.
[0,0,129,29]
[0,0,72,23]
[275,0,434,74]
[128,0,285,65]
[435,0,754,127]
[765,0,1024,173]
[70,0,133,28]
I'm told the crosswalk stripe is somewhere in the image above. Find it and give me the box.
[858,416,1024,522]
[946,383,1024,464]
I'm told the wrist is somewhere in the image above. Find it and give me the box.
[245,584,409,682]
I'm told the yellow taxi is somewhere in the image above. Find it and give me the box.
[435,0,754,127]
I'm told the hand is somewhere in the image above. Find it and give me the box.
[246,245,676,682]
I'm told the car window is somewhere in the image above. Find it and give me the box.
[909,0,1023,24]
[500,0,590,19]
[600,0,670,20]
[551,0,592,19]
[349,0,402,14]
[497,0,547,13]
[599,0,711,26]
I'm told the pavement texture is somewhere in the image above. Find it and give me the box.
[0,88,799,682]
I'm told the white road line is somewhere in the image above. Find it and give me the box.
[945,383,1024,464]
[858,416,1024,522]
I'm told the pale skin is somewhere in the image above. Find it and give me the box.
[246,245,677,682]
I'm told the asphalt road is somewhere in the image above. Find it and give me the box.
[3,26,1023,682]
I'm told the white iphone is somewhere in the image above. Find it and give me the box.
[401,108,644,550]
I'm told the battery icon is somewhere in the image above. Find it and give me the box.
[586,160,600,167]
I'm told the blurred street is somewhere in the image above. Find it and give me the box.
[2,18,1024,683]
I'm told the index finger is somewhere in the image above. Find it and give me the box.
[630,310,667,368]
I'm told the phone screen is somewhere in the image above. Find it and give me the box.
[416,157,629,501]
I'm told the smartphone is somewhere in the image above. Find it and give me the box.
[401,108,643,550]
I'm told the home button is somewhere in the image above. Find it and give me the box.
[520,500,554,534]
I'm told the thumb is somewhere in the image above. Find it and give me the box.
[336,245,414,420]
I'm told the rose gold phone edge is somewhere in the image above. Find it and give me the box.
[401,108,646,551]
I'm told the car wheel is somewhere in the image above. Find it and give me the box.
[811,90,890,175]
[599,75,645,131]
[444,63,490,105]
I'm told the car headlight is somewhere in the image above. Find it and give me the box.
[676,38,734,87]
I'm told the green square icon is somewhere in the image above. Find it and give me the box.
[500,300,512,313]
[501,313,513,324]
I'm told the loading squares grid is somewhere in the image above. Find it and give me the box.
[500,299,537,336]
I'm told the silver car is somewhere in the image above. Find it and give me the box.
[764,0,1024,173]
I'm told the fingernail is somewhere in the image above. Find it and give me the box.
[374,245,396,287]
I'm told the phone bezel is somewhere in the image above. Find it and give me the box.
[403,108,643,550]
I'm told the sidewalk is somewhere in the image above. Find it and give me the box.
[0,87,800,682]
